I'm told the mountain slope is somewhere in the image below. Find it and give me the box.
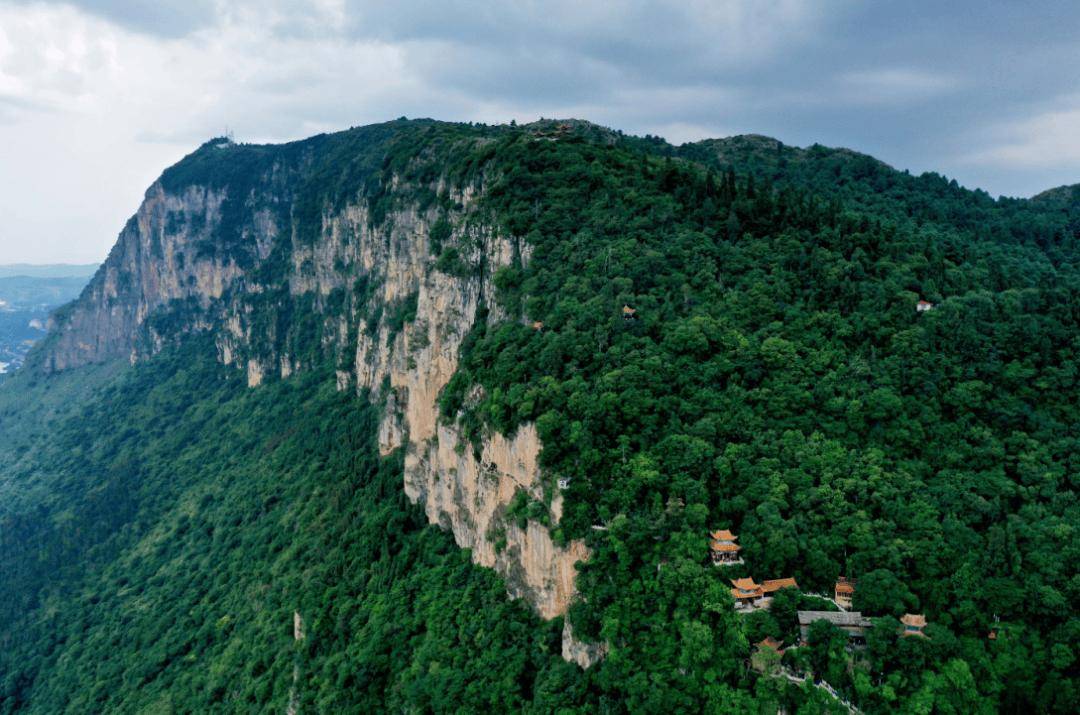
[3,119,1078,713]
[0,344,579,712]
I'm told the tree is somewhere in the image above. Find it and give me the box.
[909,659,993,715]
[806,620,849,685]
[853,569,917,616]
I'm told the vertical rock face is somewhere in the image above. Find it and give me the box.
[43,184,247,371]
[36,138,591,651]
[344,194,589,620]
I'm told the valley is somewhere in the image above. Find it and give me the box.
[0,266,96,376]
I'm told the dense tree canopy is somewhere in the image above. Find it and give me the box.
[1,119,1078,712]
[440,123,1079,711]
[0,344,587,713]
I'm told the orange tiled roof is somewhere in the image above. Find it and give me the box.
[835,581,855,594]
[762,578,798,593]
[756,636,784,651]
[731,578,759,590]
[901,613,927,628]
[710,542,741,553]
[710,529,737,541]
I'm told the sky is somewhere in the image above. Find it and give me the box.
[1,1,1079,264]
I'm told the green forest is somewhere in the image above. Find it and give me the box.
[1,119,1078,713]
[0,344,587,712]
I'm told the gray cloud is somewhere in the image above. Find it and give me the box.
[342,1,833,92]
[11,0,218,37]
[2,0,1080,263]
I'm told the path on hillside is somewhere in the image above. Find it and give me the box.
[777,666,860,714]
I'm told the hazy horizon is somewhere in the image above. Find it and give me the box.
[0,263,101,276]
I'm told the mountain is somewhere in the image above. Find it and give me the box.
[0,264,99,279]
[1031,183,1080,212]
[2,119,1078,713]
[0,275,92,307]
[0,270,95,375]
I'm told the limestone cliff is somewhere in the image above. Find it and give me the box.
[42,183,241,371]
[338,190,588,620]
[34,127,596,658]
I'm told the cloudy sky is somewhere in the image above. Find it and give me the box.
[2,1,1079,264]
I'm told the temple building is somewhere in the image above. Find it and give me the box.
[834,577,855,609]
[730,577,762,608]
[709,529,743,566]
[730,576,799,611]
[762,577,798,595]
[900,613,928,637]
[751,636,786,673]
[798,611,874,647]
[756,636,785,654]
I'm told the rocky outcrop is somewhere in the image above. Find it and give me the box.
[400,420,587,618]
[562,621,608,669]
[293,611,305,642]
[36,139,593,658]
[346,194,589,620]
[43,184,247,371]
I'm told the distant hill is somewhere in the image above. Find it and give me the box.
[0,275,91,307]
[1031,183,1080,212]
[0,269,93,374]
[0,263,99,279]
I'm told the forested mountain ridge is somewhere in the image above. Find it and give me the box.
[1032,182,1080,212]
[3,118,1078,712]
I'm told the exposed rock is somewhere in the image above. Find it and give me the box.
[35,158,592,660]
[247,359,265,387]
[293,611,305,642]
[562,621,608,669]
[403,421,588,619]
[349,198,589,621]
[42,184,245,371]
